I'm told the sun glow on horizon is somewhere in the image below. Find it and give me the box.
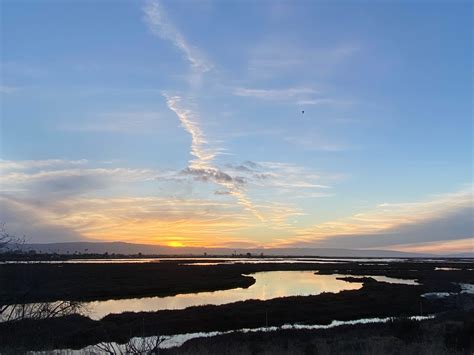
[167,241,185,247]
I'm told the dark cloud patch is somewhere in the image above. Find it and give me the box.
[233,161,261,173]
[182,167,246,186]
[7,168,157,200]
[234,165,252,173]
[234,176,246,184]
[29,174,108,197]
[0,197,84,243]
[253,173,272,180]
[307,205,474,250]
[214,189,231,195]
[243,161,259,169]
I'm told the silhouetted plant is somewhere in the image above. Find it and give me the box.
[0,223,84,322]
[94,334,162,354]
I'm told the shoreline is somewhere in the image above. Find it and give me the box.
[2,279,473,351]
[1,260,473,304]
[1,260,473,352]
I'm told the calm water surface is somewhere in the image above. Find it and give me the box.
[84,271,363,319]
[1,257,410,264]
[3,271,420,322]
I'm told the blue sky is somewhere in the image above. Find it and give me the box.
[0,0,472,253]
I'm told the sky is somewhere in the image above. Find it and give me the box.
[0,0,472,254]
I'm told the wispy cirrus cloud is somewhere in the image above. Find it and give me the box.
[0,159,88,171]
[234,87,318,101]
[226,161,334,190]
[164,94,217,169]
[144,1,338,226]
[164,94,265,222]
[246,39,359,79]
[233,87,350,107]
[295,98,353,107]
[283,136,350,152]
[1,166,160,197]
[143,0,212,74]
[143,0,265,223]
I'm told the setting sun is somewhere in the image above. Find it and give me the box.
[168,241,185,248]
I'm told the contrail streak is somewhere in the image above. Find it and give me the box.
[144,1,263,222]
[164,95,264,222]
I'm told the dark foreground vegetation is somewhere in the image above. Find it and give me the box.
[162,310,474,355]
[0,259,473,353]
[0,262,256,303]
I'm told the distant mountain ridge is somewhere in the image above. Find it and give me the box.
[13,241,447,258]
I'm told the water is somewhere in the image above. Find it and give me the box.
[3,256,472,265]
[1,270,421,322]
[459,283,474,294]
[0,257,350,265]
[83,271,363,319]
[360,275,419,285]
[435,267,461,271]
[0,257,410,264]
[29,315,436,354]
[12,271,418,321]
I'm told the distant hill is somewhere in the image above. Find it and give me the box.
[15,241,440,258]
[445,251,474,258]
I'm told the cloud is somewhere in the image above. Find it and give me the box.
[0,194,254,245]
[312,205,473,250]
[0,156,336,241]
[0,159,88,171]
[277,187,473,252]
[182,167,245,186]
[233,87,350,108]
[0,160,160,197]
[218,161,336,229]
[143,0,212,73]
[387,238,474,255]
[247,161,333,189]
[295,98,352,106]
[246,40,359,80]
[164,94,264,221]
[227,160,261,173]
[214,189,232,195]
[164,94,217,169]
[283,136,349,152]
[0,196,85,243]
[234,87,318,101]
[144,2,335,226]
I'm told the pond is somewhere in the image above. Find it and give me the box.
[80,271,420,320]
[3,271,419,322]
